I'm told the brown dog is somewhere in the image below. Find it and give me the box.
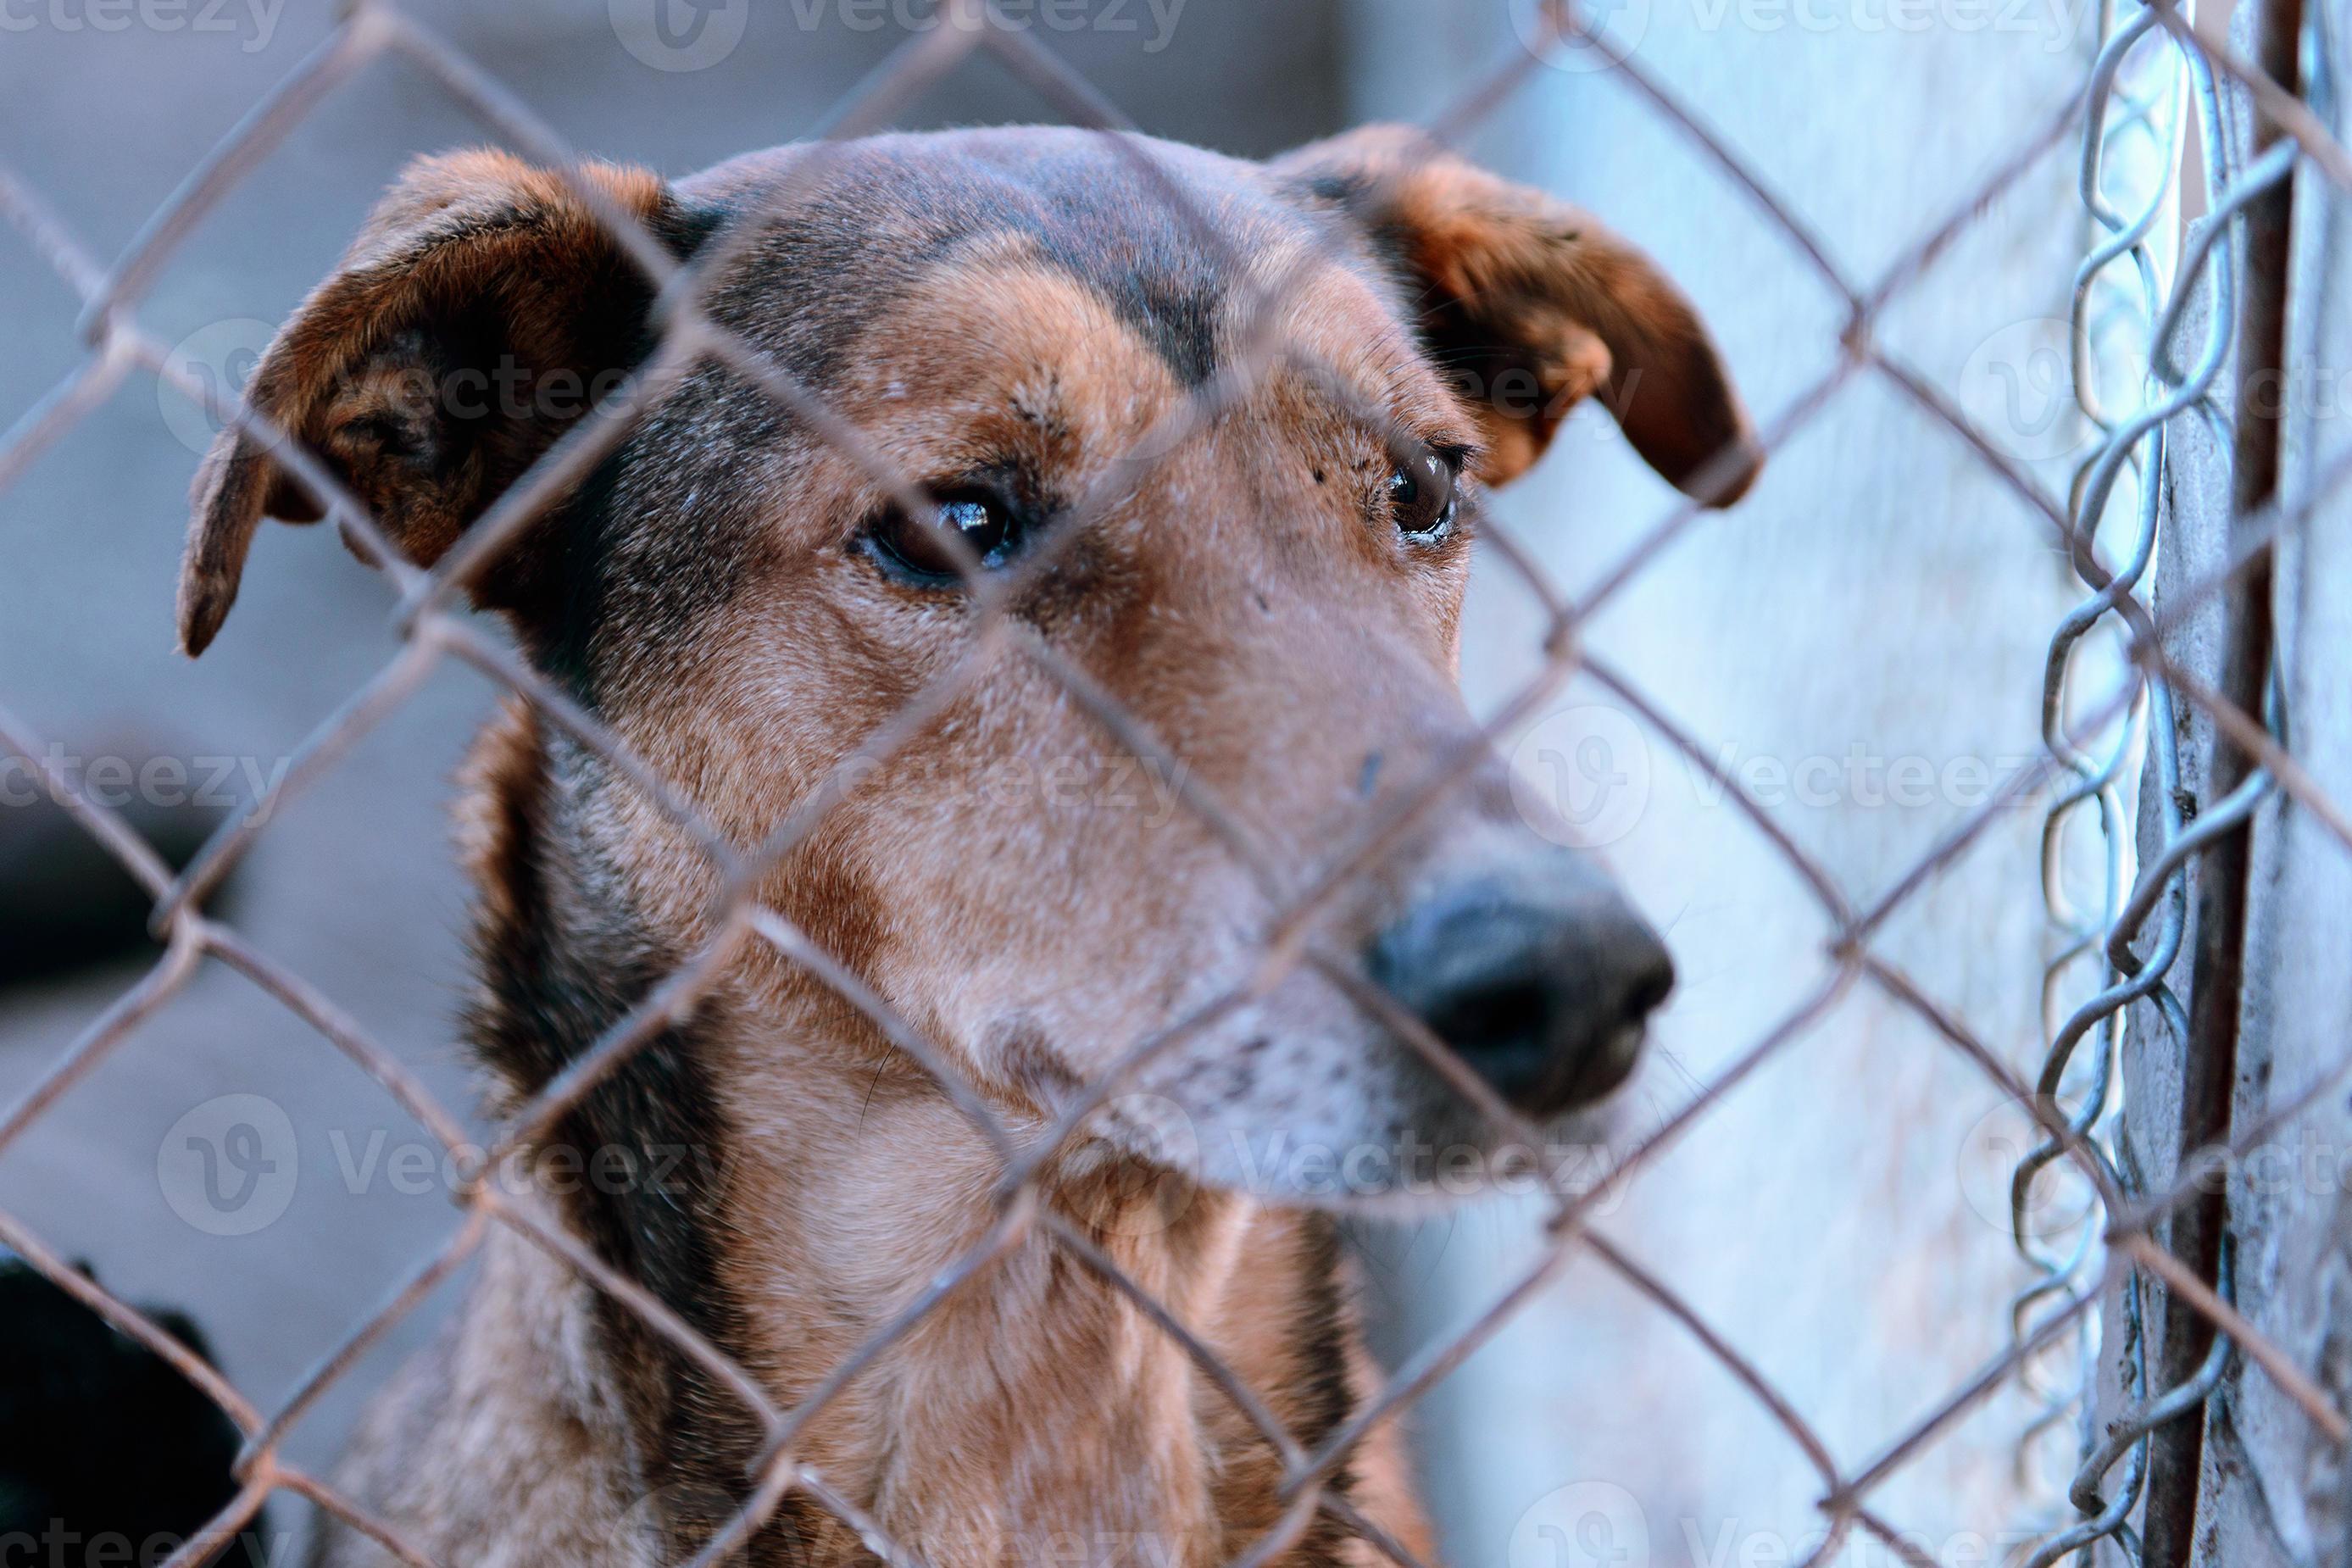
[180,124,1757,1568]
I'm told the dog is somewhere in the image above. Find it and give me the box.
[177,122,1757,1568]
[0,1254,266,1568]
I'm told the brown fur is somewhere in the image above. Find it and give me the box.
[180,126,1757,1567]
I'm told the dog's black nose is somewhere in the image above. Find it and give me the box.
[1368,882,1673,1115]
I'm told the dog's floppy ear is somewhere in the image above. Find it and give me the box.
[179,149,692,655]
[1275,125,1761,501]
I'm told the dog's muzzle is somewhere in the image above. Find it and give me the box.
[1367,874,1674,1118]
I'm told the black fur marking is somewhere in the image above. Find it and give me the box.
[491,197,726,703]
[1024,186,1227,389]
[1288,1215,1358,1451]
[1300,171,1372,209]
[1287,1215,1359,1564]
[464,727,821,1565]
[681,134,1284,400]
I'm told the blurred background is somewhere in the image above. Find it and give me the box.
[0,1,2110,1561]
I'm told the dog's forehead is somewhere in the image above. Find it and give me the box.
[678,127,1372,392]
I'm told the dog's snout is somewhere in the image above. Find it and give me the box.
[1368,883,1673,1115]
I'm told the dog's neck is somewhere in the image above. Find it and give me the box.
[574,1020,1352,1567]
[460,712,1363,1565]
[712,1046,1268,1565]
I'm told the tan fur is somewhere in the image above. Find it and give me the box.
[1275,125,1761,498]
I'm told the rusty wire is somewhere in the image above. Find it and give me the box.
[3,0,2350,1564]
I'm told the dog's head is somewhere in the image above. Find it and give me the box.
[181,126,1757,1210]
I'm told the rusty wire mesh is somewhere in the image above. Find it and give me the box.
[2,0,2350,1564]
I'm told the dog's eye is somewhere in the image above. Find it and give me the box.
[865,491,1023,584]
[1387,450,1460,542]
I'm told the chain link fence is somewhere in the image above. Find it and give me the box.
[2,0,2349,1563]
[2010,1,2245,1556]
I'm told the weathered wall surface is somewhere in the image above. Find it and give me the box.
[1345,3,2095,1561]
[2182,11,2352,1554]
